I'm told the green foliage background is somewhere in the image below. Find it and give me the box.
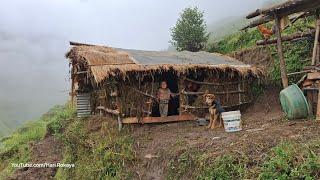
[171,7,209,52]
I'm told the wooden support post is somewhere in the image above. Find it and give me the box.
[115,86,123,130]
[275,16,289,88]
[316,82,320,120]
[312,19,320,65]
[70,65,75,107]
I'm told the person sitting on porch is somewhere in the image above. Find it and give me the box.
[157,81,178,117]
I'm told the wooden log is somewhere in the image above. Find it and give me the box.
[275,16,289,88]
[312,19,320,65]
[122,114,197,124]
[242,15,273,30]
[246,9,261,19]
[243,11,313,30]
[256,29,315,45]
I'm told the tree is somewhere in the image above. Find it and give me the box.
[170,7,209,52]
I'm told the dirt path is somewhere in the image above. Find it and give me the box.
[9,136,64,180]
[129,87,320,179]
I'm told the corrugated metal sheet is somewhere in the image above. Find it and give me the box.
[77,93,91,118]
[117,48,245,66]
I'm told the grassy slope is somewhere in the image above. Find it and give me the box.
[167,140,320,179]
[54,117,135,179]
[0,105,74,179]
[207,17,315,85]
[0,104,135,179]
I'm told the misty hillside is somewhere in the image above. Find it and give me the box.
[207,16,248,40]
[206,0,286,41]
[0,31,69,137]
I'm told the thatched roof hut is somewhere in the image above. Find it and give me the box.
[66,42,262,127]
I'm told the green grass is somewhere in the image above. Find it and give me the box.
[259,141,320,179]
[0,104,75,179]
[55,118,136,179]
[167,149,247,180]
[166,139,320,180]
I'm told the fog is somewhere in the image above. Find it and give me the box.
[0,0,276,134]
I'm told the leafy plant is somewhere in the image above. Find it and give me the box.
[171,7,209,52]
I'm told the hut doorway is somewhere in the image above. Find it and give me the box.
[151,71,180,117]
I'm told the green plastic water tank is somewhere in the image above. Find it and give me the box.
[279,84,309,120]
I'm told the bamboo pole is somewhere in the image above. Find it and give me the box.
[275,16,289,88]
[311,19,320,65]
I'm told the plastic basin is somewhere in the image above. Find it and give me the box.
[279,84,309,119]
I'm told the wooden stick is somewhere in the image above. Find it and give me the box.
[127,86,157,99]
[312,19,320,65]
[181,105,208,109]
[185,78,247,86]
[287,70,311,76]
[97,106,120,115]
[181,101,251,109]
[180,89,246,95]
[275,16,289,88]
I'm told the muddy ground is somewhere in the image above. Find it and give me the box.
[129,87,320,179]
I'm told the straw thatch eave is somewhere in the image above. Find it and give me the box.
[66,44,263,84]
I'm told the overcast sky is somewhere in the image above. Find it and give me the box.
[0,0,274,130]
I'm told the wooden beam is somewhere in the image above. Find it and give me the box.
[246,9,262,19]
[256,29,315,46]
[122,114,197,124]
[275,16,289,88]
[242,15,273,30]
[242,11,312,30]
[246,0,320,19]
[312,19,320,65]
[70,41,97,46]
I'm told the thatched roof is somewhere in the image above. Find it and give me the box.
[66,42,262,83]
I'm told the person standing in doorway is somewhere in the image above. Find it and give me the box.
[157,81,178,117]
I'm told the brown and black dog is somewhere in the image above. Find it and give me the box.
[203,93,223,129]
